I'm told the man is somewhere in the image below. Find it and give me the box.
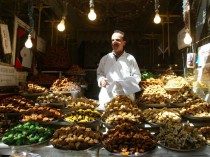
[97,30,141,107]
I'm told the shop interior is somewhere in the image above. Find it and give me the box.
[0,0,210,156]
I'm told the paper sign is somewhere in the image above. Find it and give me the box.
[0,24,12,54]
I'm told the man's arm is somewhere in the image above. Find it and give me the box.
[129,56,141,83]
[97,56,108,87]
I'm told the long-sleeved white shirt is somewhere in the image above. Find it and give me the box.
[97,51,141,106]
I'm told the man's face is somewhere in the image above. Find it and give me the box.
[111,32,126,55]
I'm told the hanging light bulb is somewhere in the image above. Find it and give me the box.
[154,0,161,24]
[154,12,161,24]
[25,0,34,49]
[88,8,96,21]
[184,32,192,45]
[88,0,96,21]
[57,17,65,32]
[25,34,33,48]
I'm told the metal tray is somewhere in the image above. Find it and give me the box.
[52,143,100,151]
[20,92,47,96]
[39,102,66,107]
[158,142,204,152]
[169,102,186,107]
[142,103,167,108]
[20,119,60,124]
[144,120,165,127]
[7,139,49,148]
[101,120,115,129]
[182,114,210,121]
[107,146,157,156]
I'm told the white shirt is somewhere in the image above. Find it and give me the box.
[97,51,141,107]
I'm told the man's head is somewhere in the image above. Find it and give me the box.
[111,30,126,56]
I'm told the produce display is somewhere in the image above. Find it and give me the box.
[139,84,170,105]
[102,95,142,127]
[0,119,16,138]
[36,92,72,104]
[167,87,195,104]
[159,69,177,84]
[157,121,206,150]
[181,101,210,117]
[138,75,201,106]
[2,121,54,146]
[0,68,210,155]
[102,108,142,126]
[164,76,189,89]
[21,106,63,122]
[140,78,164,90]
[104,95,138,111]
[102,123,157,156]
[65,109,101,123]
[66,97,99,109]
[180,95,210,118]
[19,82,48,94]
[50,125,101,150]
[50,76,80,92]
[0,95,34,113]
[198,126,210,145]
[143,108,181,124]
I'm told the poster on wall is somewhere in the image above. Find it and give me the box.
[186,53,196,68]
[0,24,11,54]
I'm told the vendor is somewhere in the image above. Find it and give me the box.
[97,30,141,107]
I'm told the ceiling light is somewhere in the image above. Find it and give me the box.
[57,17,65,31]
[25,34,33,48]
[184,31,192,45]
[25,0,34,49]
[183,0,192,45]
[88,0,96,21]
[154,0,161,24]
[88,8,96,21]
[154,11,161,24]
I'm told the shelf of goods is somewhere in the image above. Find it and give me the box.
[1,72,210,156]
[0,117,210,156]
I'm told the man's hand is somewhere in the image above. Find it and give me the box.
[101,78,109,87]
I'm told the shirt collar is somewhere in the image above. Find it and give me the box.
[112,50,126,57]
[112,51,126,61]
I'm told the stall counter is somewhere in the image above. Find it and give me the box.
[0,142,210,157]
